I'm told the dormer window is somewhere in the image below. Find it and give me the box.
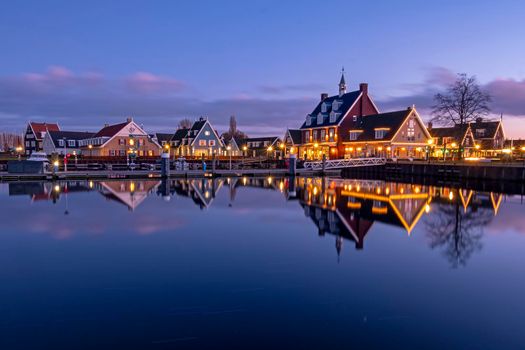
[476,129,486,137]
[58,139,64,147]
[332,100,339,111]
[375,129,389,139]
[306,115,312,126]
[317,113,323,125]
[329,111,336,123]
[321,102,327,113]
[349,130,362,141]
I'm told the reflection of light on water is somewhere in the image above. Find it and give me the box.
[313,186,318,195]
[267,176,273,185]
[449,191,454,201]
[89,181,94,189]
[279,181,284,192]
[205,191,210,199]
[425,204,431,213]
[130,182,135,193]
[242,177,247,185]
[54,185,60,193]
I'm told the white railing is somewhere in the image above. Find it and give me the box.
[303,157,386,170]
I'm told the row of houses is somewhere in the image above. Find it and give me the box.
[23,72,514,160]
[282,73,508,160]
[24,117,285,159]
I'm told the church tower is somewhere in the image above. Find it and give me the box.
[338,68,347,97]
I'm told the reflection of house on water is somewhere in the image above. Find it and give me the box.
[296,178,432,257]
[159,178,224,209]
[96,180,160,211]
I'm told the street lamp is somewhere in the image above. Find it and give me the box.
[88,144,93,158]
[227,145,232,170]
[15,146,22,161]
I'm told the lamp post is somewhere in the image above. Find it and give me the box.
[15,146,22,161]
[88,144,93,158]
[227,145,232,170]
[62,137,68,172]
[279,142,285,159]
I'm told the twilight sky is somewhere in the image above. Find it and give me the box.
[1,0,524,137]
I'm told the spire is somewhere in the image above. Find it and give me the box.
[338,67,347,97]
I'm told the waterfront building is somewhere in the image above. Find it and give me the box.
[221,135,241,156]
[428,123,476,159]
[42,131,95,156]
[297,71,380,160]
[470,118,505,156]
[24,122,60,155]
[78,118,161,157]
[239,136,282,158]
[282,128,302,156]
[169,117,224,158]
[340,107,431,159]
[153,133,174,149]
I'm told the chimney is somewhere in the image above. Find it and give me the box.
[126,117,132,123]
[104,123,109,128]
[359,83,368,94]
[320,93,328,101]
[427,122,433,129]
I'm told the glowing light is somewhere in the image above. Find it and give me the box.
[449,191,454,201]
[242,146,247,151]
[415,186,421,193]
[88,144,93,149]
[427,139,433,145]
[314,143,319,148]
[313,186,318,195]
[376,187,381,194]
[386,146,391,151]
[357,147,362,151]
[425,204,431,214]
[377,146,383,151]
[89,181,94,189]
[349,147,354,151]
[130,182,135,192]
[267,176,273,185]
[502,148,512,154]
[279,143,284,149]
[290,147,295,153]
[267,146,273,152]
[465,157,481,161]
[475,144,480,150]
[279,181,284,191]
[522,146,525,151]
[129,139,135,146]
[54,185,60,192]
[53,160,59,167]
[242,177,247,185]
[415,147,422,152]
[205,191,210,199]
[226,146,231,151]
[330,148,336,153]
[451,142,457,148]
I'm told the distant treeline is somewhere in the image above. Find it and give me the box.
[0,132,23,152]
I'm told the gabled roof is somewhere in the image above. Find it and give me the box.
[48,131,95,147]
[429,124,470,141]
[470,120,501,139]
[155,133,173,143]
[286,129,302,145]
[170,128,190,142]
[93,122,129,138]
[190,119,207,131]
[29,122,60,139]
[342,109,414,142]
[239,136,280,150]
[300,90,361,129]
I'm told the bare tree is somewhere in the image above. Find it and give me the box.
[221,115,248,141]
[424,196,493,267]
[431,73,491,126]
[177,118,193,129]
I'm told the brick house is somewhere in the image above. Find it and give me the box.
[298,72,380,160]
[78,118,161,157]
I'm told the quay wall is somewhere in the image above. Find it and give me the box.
[342,162,525,183]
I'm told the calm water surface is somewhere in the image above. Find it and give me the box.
[0,177,524,349]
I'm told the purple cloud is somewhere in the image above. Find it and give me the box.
[125,72,184,94]
[378,67,525,120]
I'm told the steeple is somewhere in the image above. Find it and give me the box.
[338,67,347,97]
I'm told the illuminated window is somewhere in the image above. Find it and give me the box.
[349,131,361,141]
[204,131,210,136]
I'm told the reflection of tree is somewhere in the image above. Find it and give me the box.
[425,201,493,268]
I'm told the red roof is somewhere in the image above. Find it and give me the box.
[93,122,129,138]
[30,122,60,139]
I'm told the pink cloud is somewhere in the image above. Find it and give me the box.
[125,71,184,94]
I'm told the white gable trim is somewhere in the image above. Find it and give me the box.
[336,92,363,127]
[390,108,432,142]
[190,120,224,147]
[101,121,151,147]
